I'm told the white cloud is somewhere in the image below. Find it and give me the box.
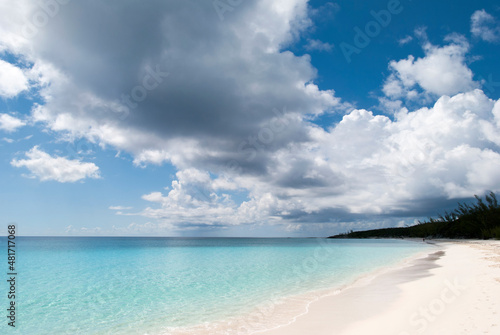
[471,9,500,42]
[383,36,479,99]
[0,60,28,98]
[138,89,500,229]
[1,134,32,143]
[0,1,33,53]
[398,35,413,45]
[304,39,334,52]
[109,222,176,235]
[11,146,101,182]
[109,206,132,210]
[0,113,26,132]
[65,225,103,235]
[138,168,246,227]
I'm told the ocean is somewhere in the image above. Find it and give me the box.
[0,237,432,335]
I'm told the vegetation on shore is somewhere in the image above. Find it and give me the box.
[329,192,500,239]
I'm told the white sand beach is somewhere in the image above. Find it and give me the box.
[260,240,500,335]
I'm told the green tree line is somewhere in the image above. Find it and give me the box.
[329,192,500,239]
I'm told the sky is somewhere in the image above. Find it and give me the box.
[0,0,500,237]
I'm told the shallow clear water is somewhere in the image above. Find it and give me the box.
[0,237,431,335]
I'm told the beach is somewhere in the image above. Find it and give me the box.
[4,237,499,334]
[260,240,500,335]
[6,237,432,335]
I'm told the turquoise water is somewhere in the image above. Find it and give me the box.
[0,237,431,335]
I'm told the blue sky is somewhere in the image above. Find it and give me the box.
[0,0,499,237]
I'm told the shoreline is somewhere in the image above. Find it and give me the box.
[260,240,500,335]
[164,240,500,335]
[165,240,436,335]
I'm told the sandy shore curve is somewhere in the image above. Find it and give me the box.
[259,240,500,335]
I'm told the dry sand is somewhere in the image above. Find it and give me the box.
[259,240,500,335]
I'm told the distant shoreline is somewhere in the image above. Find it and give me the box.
[329,193,500,240]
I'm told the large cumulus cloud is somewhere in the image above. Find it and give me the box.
[2,1,500,234]
[133,89,500,232]
[6,0,339,173]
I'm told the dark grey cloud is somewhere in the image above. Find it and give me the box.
[27,0,338,175]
